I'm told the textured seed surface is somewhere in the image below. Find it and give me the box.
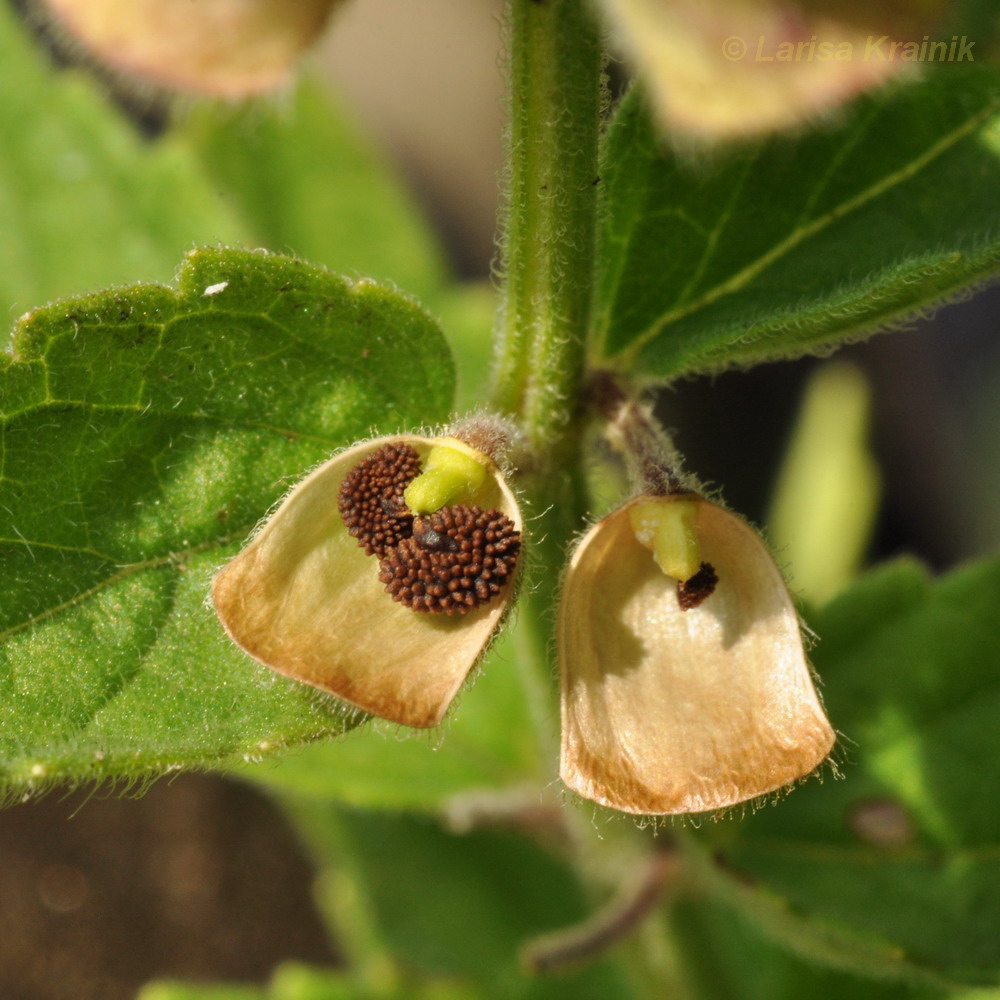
[677,562,718,611]
[338,443,422,557]
[378,505,520,614]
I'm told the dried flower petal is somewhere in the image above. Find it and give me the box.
[601,0,937,139]
[37,0,341,96]
[559,494,834,815]
[213,434,522,728]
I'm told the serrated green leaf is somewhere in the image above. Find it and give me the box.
[698,557,1000,988]
[0,3,247,336]
[0,247,454,802]
[243,625,544,812]
[593,69,1000,377]
[180,79,447,301]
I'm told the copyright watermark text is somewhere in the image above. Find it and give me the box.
[722,34,975,63]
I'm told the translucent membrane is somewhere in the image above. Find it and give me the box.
[559,494,834,814]
[213,435,521,728]
[41,0,338,96]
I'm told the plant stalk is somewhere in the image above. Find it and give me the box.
[488,12,701,997]
[492,0,604,627]
[492,0,603,468]
[489,0,605,766]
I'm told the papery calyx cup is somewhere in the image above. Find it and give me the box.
[600,0,949,140]
[213,415,523,728]
[34,0,343,97]
[558,391,835,815]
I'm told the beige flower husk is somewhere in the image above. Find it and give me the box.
[559,494,835,815]
[37,0,339,96]
[213,434,522,728]
[602,0,921,139]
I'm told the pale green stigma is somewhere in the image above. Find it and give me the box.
[628,499,702,581]
[404,438,489,514]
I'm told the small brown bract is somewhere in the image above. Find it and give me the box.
[677,562,718,610]
[379,505,520,614]
[338,442,421,557]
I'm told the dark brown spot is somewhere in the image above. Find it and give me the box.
[677,563,718,611]
[338,443,422,557]
[378,505,520,615]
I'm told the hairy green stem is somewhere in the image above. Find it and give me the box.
[488,15,701,997]
[489,0,605,777]
[493,0,605,646]
[492,0,603,465]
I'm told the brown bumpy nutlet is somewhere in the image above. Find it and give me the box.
[378,505,520,614]
[338,443,422,557]
[676,562,718,611]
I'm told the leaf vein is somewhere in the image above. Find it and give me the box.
[0,537,119,561]
[614,98,1000,364]
[0,528,249,644]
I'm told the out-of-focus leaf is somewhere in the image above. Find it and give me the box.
[137,985,264,1000]
[244,626,544,812]
[669,890,997,1000]
[181,79,447,300]
[697,557,1000,988]
[0,2,247,336]
[767,361,880,606]
[290,803,638,1000]
[140,962,490,1000]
